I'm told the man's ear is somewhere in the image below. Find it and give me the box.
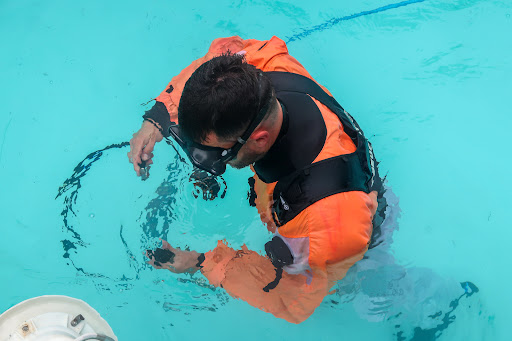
[249,130,270,150]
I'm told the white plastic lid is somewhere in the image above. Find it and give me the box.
[0,296,117,341]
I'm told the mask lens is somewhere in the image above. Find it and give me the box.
[188,146,227,175]
[169,124,228,175]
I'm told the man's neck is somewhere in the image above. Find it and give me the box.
[267,99,284,149]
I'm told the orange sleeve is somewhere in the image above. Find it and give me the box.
[200,241,329,324]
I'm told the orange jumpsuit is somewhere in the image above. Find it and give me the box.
[152,36,378,323]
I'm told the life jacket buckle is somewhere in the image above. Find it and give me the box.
[279,195,290,211]
[271,194,289,228]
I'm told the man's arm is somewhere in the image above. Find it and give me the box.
[147,239,330,324]
[128,37,248,176]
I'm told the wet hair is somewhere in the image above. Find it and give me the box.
[178,53,274,143]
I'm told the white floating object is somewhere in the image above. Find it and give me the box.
[0,296,117,341]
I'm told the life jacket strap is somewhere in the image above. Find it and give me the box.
[272,150,371,226]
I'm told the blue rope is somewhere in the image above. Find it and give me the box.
[286,0,428,44]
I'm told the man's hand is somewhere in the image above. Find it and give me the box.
[146,240,202,274]
[128,121,163,176]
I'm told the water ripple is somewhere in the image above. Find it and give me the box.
[0,116,12,165]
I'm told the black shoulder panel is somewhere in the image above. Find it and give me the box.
[265,71,360,142]
[253,90,327,183]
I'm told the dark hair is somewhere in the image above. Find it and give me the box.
[178,53,274,143]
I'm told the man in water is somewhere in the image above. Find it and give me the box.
[128,36,380,323]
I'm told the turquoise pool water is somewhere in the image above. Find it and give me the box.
[1,0,511,340]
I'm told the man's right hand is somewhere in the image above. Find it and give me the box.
[146,239,202,274]
[128,121,163,176]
